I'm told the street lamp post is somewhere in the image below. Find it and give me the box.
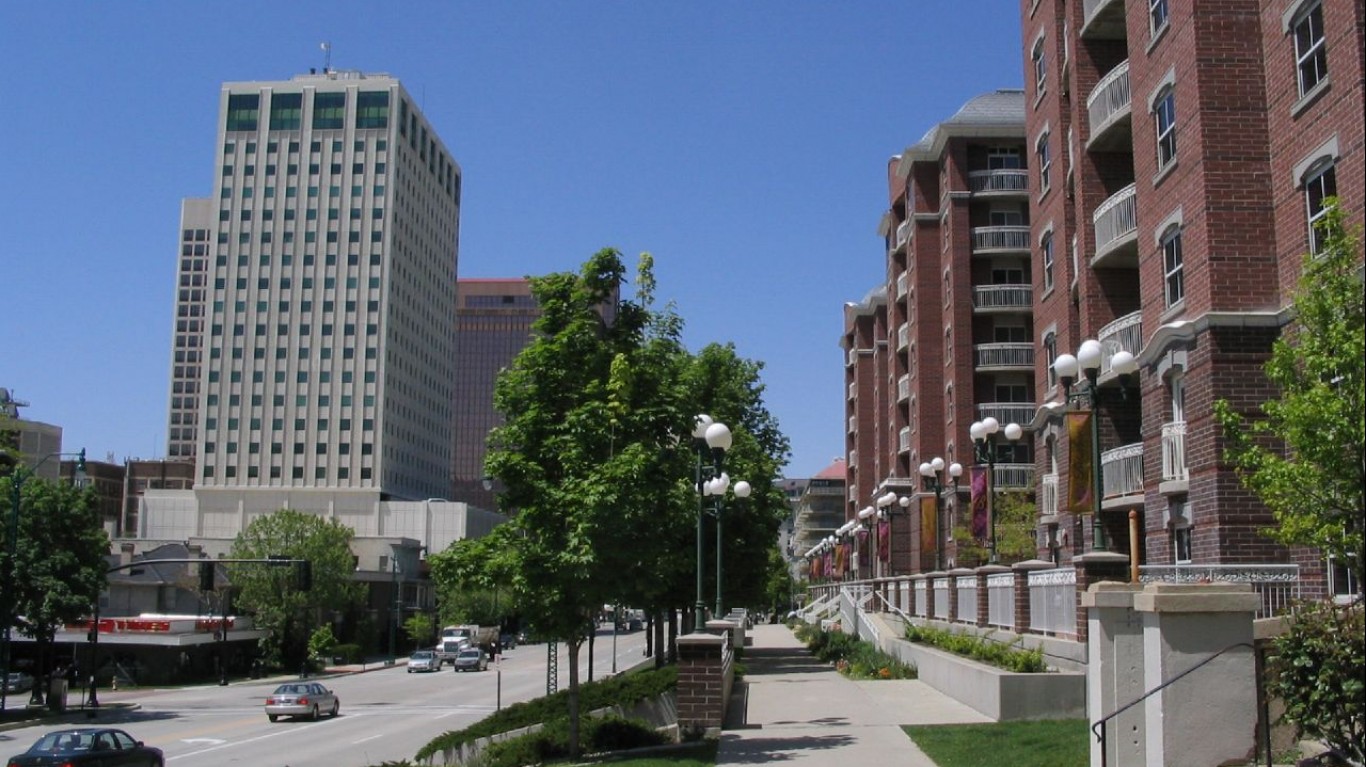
[1052,340,1138,552]
[919,457,962,571]
[857,505,876,578]
[2,449,85,713]
[692,415,732,630]
[969,418,1023,563]
[705,475,750,619]
[388,550,401,666]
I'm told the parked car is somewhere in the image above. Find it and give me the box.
[451,647,488,672]
[3,671,34,693]
[263,681,339,722]
[407,650,439,673]
[6,727,164,766]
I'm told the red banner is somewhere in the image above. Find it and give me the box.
[877,519,890,562]
[970,465,989,542]
[1068,411,1094,514]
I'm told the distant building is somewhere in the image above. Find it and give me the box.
[450,279,540,511]
[1,387,63,480]
[790,459,847,569]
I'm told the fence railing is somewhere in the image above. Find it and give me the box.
[968,169,1029,194]
[1087,59,1131,139]
[1161,421,1187,482]
[973,283,1033,311]
[1097,310,1143,373]
[971,225,1031,252]
[805,560,1305,642]
[976,402,1037,426]
[1093,183,1137,259]
[1101,442,1144,499]
[1041,472,1061,516]
[974,342,1035,369]
[1139,564,1301,619]
[1029,567,1078,636]
[987,572,1015,628]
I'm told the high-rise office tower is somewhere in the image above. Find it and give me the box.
[168,70,461,510]
[449,278,539,510]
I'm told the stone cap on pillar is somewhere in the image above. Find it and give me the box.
[1012,558,1058,572]
[947,567,975,578]
[705,618,737,632]
[976,564,1011,575]
[1075,551,1130,567]
[1081,580,1141,609]
[1134,582,1262,614]
[679,632,728,648]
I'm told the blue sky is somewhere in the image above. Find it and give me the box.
[0,3,1023,479]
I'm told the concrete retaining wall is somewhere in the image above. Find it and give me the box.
[866,614,1085,721]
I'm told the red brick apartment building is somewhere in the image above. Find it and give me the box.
[843,0,1362,597]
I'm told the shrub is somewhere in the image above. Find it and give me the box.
[1268,601,1364,765]
[415,665,678,761]
[905,625,1047,673]
[795,625,915,680]
[477,716,667,767]
[330,643,363,663]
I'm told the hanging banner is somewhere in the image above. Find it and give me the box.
[970,465,989,542]
[877,519,890,562]
[1068,411,1095,514]
[920,496,938,554]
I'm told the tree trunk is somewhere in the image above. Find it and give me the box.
[654,611,666,669]
[567,638,582,759]
[667,608,678,663]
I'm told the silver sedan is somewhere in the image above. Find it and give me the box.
[264,681,339,722]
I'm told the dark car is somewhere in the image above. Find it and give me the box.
[6,727,164,767]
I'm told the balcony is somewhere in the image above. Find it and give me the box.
[1101,442,1144,504]
[898,374,910,402]
[976,402,1037,427]
[899,427,911,453]
[896,272,908,299]
[968,169,1029,197]
[1092,183,1138,267]
[1081,0,1126,39]
[847,382,855,400]
[848,415,857,434]
[897,323,909,351]
[846,348,856,367]
[974,342,1034,371]
[1161,421,1188,485]
[972,226,1031,254]
[1097,311,1143,375]
[1087,60,1131,151]
[1040,472,1060,517]
[895,220,910,249]
[972,284,1033,313]
[993,463,1034,490]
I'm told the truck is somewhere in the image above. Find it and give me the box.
[433,637,469,667]
[437,624,499,656]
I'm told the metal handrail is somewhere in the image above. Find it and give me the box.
[1091,642,1255,767]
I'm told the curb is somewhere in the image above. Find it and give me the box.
[0,702,142,734]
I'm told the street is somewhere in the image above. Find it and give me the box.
[0,626,649,767]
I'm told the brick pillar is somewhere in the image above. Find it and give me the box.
[1073,551,1129,645]
[1012,559,1055,634]
[676,631,732,737]
[977,565,1008,628]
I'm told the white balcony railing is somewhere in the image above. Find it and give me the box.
[897,323,909,351]
[896,220,910,248]
[1040,472,1060,516]
[896,272,908,299]
[899,427,911,453]
[976,402,1037,426]
[972,284,1033,311]
[993,463,1034,490]
[847,348,857,367]
[1097,311,1143,374]
[1087,59,1131,140]
[974,342,1035,369]
[848,415,857,434]
[898,375,910,402]
[1101,442,1144,499]
[968,169,1029,195]
[971,226,1031,252]
[1162,421,1188,482]
[847,382,855,400]
[1093,183,1137,260]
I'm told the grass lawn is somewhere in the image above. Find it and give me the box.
[903,719,1089,767]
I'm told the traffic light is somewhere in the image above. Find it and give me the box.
[198,561,215,591]
[295,560,313,591]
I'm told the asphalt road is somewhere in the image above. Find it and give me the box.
[0,626,650,767]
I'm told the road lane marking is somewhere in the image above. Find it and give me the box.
[352,734,384,744]
[168,713,358,762]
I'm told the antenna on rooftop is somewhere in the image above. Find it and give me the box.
[320,41,332,73]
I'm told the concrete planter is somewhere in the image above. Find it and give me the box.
[892,640,1084,721]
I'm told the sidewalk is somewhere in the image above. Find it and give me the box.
[716,623,991,766]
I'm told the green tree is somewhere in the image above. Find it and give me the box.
[228,510,364,670]
[2,476,107,693]
[484,249,691,758]
[1214,203,1364,587]
[953,490,1038,566]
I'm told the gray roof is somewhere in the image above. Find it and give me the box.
[906,89,1026,158]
